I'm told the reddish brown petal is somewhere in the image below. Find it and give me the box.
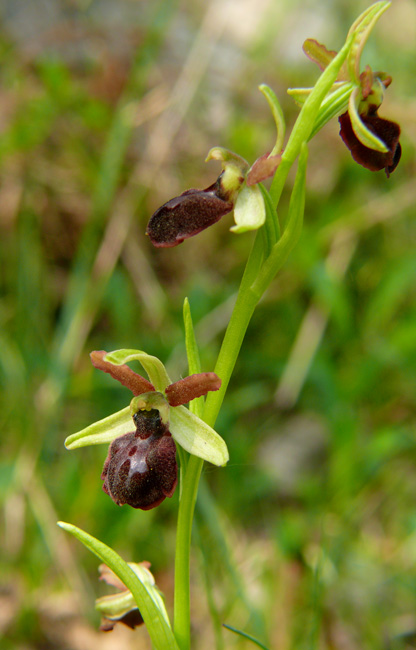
[302,38,348,81]
[90,350,155,395]
[146,186,233,248]
[339,111,401,176]
[360,65,374,100]
[246,154,282,186]
[165,372,222,407]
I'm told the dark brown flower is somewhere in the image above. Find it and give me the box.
[339,110,401,177]
[146,181,233,248]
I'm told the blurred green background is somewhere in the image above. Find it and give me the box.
[0,0,415,648]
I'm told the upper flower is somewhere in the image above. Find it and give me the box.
[288,1,401,176]
[146,147,281,247]
[65,349,228,509]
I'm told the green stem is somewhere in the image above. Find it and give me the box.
[174,454,204,650]
[172,29,353,648]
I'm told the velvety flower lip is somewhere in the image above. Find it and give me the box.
[101,411,178,510]
[146,181,233,248]
[339,109,401,176]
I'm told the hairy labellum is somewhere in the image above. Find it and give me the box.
[101,408,178,510]
[146,182,233,248]
[339,110,401,176]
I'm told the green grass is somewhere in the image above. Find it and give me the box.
[0,1,415,648]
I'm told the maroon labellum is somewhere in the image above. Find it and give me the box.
[101,408,178,510]
[339,110,401,177]
[146,181,233,248]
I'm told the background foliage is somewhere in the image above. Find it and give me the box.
[0,0,415,648]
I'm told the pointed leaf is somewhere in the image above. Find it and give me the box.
[104,349,172,392]
[349,86,388,152]
[57,522,178,650]
[347,1,391,82]
[231,184,266,234]
[65,406,132,449]
[169,406,229,466]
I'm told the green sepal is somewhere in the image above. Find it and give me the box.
[104,349,172,392]
[349,86,388,152]
[65,406,131,449]
[258,84,286,155]
[205,146,249,172]
[95,590,136,618]
[57,522,178,650]
[95,562,168,623]
[231,184,266,234]
[170,405,229,466]
[346,1,391,83]
[287,86,312,106]
[206,147,248,201]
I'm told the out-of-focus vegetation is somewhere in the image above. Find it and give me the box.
[0,1,415,648]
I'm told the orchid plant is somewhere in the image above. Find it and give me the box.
[58,3,401,649]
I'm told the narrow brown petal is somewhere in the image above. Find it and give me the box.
[90,350,155,395]
[246,154,282,186]
[165,372,222,406]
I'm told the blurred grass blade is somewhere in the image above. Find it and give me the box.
[346,1,391,82]
[58,522,179,650]
[223,623,270,650]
